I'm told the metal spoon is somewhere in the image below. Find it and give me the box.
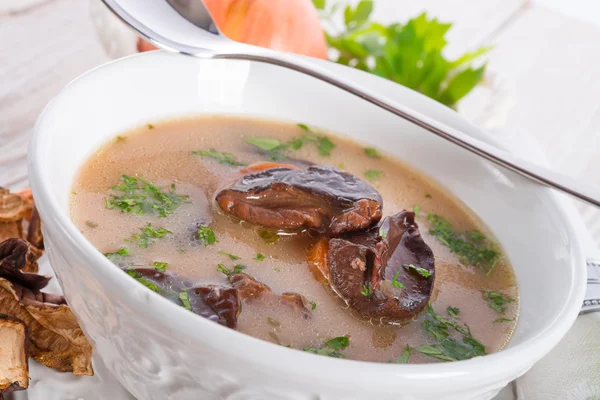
[102,0,600,209]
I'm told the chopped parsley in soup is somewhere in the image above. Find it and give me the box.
[71,116,518,363]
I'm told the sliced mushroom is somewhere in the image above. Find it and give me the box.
[27,206,44,250]
[186,285,241,329]
[0,313,29,395]
[0,238,49,290]
[216,166,383,235]
[327,210,435,322]
[0,278,93,376]
[0,188,26,242]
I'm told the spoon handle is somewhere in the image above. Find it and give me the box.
[102,0,600,208]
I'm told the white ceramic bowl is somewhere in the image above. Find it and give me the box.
[29,51,586,400]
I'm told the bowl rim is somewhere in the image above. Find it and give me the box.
[28,51,587,390]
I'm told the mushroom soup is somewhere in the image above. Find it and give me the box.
[71,116,518,363]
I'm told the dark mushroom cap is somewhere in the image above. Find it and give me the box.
[328,210,435,322]
[216,166,383,235]
[187,285,241,329]
[0,238,50,292]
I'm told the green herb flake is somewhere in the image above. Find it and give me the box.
[177,248,186,254]
[192,148,248,167]
[447,306,460,318]
[318,137,336,156]
[310,301,317,310]
[246,137,282,151]
[115,136,126,143]
[147,124,155,130]
[391,345,412,364]
[104,247,130,263]
[403,263,432,278]
[179,290,192,311]
[255,253,265,261]
[303,336,350,358]
[413,204,421,217]
[152,261,168,272]
[218,251,241,261]
[217,263,246,277]
[360,284,373,298]
[379,226,388,239]
[416,303,486,362]
[493,317,515,323]
[105,175,189,217]
[364,170,383,182]
[128,223,172,248]
[425,193,433,199]
[297,123,311,131]
[391,270,404,289]
[364,147,380,158]
[482,290,514,314]
[267,317,281,327]
[196,225,216,246]
[126,269,160,293]
[257,229,279,244]
[85,220,99,228]
[427,213,499,275]
[274,267,281,272]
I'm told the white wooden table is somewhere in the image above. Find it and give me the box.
[2,1,600,398]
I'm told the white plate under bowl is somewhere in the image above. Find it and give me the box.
[28,51,586,400]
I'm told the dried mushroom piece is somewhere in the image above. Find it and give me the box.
[0,188,26,242]
[0,278,93,376]
[216,166,383,235]
[0,239,49,290]
[26,206,44,250]
[0,313,29,395]
[186,285,241,329]
[327,210,435,322]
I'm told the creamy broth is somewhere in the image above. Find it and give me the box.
[71,116,518,363]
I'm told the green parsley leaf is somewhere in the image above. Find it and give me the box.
[126,269,160,292]
[128,223,172,248]
[106,175,189,217]
[255,253,265,261]
[318,137,336,156]
[312,0,325,10]
[196,224,216,246]
[403,263,432,278]
[273,267,281,272]
[360,284,373,297]
[323,11,488,107]
[326,336,350,350]
[104,247,130,263]
[379,226,388,239]
[179,290,192,311]
[427,213,499,275]
[257,229,279,244]
[152,261,168,272]
[447,306,460,318]
[425,193,433,199]
[364,170,383,181]
[482,290,514,314]
[217,263,246,277]
[115,135,126,142]
[246,137,282,151]
[310,301,317,310]
[493,317,515,323]
[86,220,99,228]
[218,251,241,261]
[416,303,486,362]
[177,248,186,254]
[297,123,311,131]
[391,270,405,289]
[364,147,379,158]
[192,149,248,166]
[147,124,155,129]
[303,336,350,358]
[413,204,421,217]
[391,345,412,364]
